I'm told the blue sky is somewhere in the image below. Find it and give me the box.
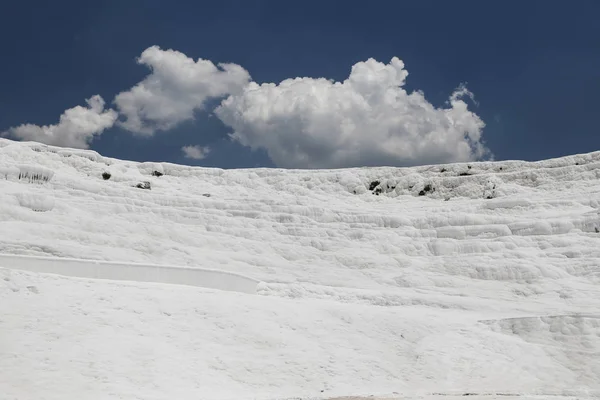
[1,0,598,168]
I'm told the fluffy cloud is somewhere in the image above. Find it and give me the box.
[114,46,251,135]
[3,95,117,149]
[216,57,488,169]
[182,145,210,160]
[2,48,490,168]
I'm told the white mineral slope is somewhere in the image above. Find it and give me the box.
[0,138,599,399]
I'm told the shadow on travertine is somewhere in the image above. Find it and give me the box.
[0,254,258,294]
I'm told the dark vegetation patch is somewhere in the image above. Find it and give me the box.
[366,180,396,196]
[418,184,434,196]
[136,181,151,190]
[18,172,51,183]
[151,170,163,177]
[368,180,380,191]
[102,172,111,180]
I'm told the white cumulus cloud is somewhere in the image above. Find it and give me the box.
[215,57,489,169]
[114,46,251,135]
[3,95,117,149]
[182,145,210,160]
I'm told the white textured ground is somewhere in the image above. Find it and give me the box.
[0,138,599,399]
